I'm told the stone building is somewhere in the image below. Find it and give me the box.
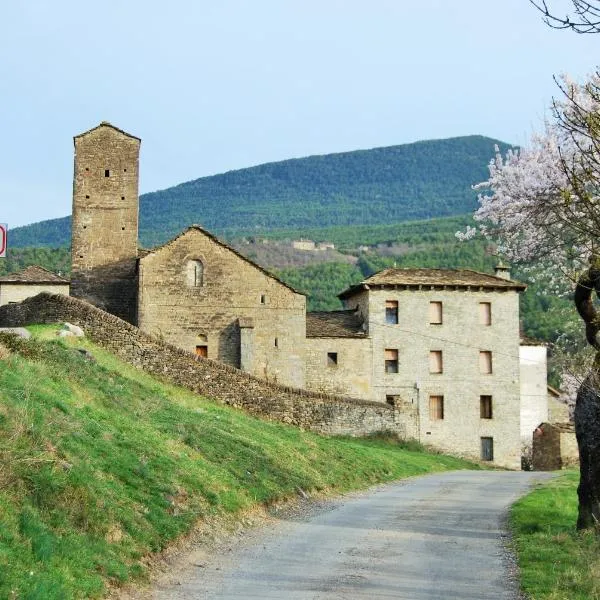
[71,122,140,324]
[65,121,544,468]
[137,226,306,387]
[532,422,578,470]
[0,266,69,306]
[313,267,527,468]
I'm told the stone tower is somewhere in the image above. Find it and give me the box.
[71,122,141,323]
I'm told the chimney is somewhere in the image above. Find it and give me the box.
[494,260,511,280]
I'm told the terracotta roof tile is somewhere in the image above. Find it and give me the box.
[339,267,526,298]
[0,265,69,284]
[306,310,366,338]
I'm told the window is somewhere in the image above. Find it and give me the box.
[195,345,207,358]
[385,300,398,324]
[274,338,279,348]
[429,350,443,374]
[260,294,266,304]
[479,302,492,325]
[104,169,110,177]
[327,352,338,366]
[479,351,493,374]
[429,395,444,420]
[480,395,493,419]
[384,349,398,373]
[386,395,399,406]
[481,437,494,461]
[429,301,443,324]
[186,260,204,287]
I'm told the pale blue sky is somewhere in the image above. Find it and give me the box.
[1,0,598,228]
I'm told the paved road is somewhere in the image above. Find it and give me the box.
[149,471,553,600]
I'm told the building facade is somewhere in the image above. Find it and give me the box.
[138,226,306,387]
[0,266,70,306]
[64,122,545,469]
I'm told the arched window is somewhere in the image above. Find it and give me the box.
[186,259,204,287]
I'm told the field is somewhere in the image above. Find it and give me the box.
[0,327,480,599]
[511,470,600,600]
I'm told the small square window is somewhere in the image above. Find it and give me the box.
[385,349,398,373]
[386,395,400,406]
[479,302,492,326]
[479,351,493,374]
[480,395,493,419]
[104,169,110,177]
[429,395,444,420]
[429,301,443,324]
[385,300,398,324]
[327,352,338,366]
[429,350,443,374]
[195,345,207,358]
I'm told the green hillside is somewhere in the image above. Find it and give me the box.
[8,135,511,248]
[0,328,477,599]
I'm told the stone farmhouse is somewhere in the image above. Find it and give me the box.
[4,121,553,469]
[0,265,69,306]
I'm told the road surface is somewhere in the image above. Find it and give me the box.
[146,470,553,600]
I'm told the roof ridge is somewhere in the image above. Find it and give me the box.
[74,121,141,142]
[140,225,304,296]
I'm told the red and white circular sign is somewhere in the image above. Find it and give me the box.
[0,224,6,257]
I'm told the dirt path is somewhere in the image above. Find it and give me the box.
[126,470,553,599]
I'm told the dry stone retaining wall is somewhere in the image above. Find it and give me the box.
[0,293,410,437]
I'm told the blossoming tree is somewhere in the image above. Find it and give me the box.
[460,72,600,529]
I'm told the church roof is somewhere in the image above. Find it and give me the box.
[139,225,304,296]
[306,310,367,338]
[339,267,526,299]
[0,265,69,284]
[74,121,141,141]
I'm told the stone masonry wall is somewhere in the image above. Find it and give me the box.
[0,293,406,437]
[138,227,306,388]
[71,124,140,324]
[305,336,373,400]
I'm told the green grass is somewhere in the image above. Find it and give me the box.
[511,470,600,600]
[0,327,479,599]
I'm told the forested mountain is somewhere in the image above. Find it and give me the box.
[9,135,510,248]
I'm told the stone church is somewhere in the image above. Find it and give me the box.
[69,121,550,468]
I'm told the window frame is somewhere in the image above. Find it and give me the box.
[479,350,493,374]
[385,300,399,325]
[479,301,492,326]
[327,351,338,367]
[384,348,399,373]
[429,301,443,325]
[480,395,493,419]
[429,350,443,374]
[429,395,444,420]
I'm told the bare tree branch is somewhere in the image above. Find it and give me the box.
[530,0,600,33]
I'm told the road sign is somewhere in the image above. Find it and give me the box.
[0,224,6,257]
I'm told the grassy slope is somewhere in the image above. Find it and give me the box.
[0,328,479,599]
[511,470,600,600]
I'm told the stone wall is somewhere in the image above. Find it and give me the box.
[71,123,140,324]
[138,227,307,388]
[0,293,405,437]
[305,336,373,400]
[344,287,523,469]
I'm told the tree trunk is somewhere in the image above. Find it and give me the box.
[574,368,600,529]
[574,267,600,530]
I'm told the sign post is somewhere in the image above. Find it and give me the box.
[0,224,6,258]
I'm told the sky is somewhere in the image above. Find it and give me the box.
[1,0,599,228]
